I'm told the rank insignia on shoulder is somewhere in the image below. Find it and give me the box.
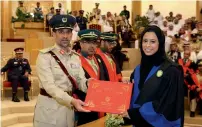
[157,70,163,77]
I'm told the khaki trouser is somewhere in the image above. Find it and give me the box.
[34,95,74,127]
[190,98,197,112]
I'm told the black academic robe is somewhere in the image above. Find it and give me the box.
[128,59,184,127]
[77,55,107,126]
[94,54,122,82]
[82,55,107,81]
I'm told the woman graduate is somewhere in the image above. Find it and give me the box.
[121,25,184,127]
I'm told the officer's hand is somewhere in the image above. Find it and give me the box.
[71,98,90,112]
[24,72,29,77]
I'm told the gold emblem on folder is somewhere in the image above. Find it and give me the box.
[105,97,110,102]
[92,83,100,89]
[122,86,129,92]
[117,104,126,112]
[88,100,95,107]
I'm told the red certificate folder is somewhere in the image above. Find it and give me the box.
[84,80,133,114]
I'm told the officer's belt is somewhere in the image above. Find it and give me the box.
[40,88,72,98]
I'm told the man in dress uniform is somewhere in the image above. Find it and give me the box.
[16,1,27,14]
[92,3,101,20]
[96,33,122,82]
[33,15,90,127]
[76,29,107,125]
[33,2,43,21]
[1,48,31,102]
[191,33,201,54]
[120,5,130,20]
[76,10,88,30]
[174,34,184,52]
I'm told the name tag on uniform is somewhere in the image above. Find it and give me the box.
[14,62,18,64]
[70,63,80,69]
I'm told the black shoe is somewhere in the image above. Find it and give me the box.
[24,92,30,101]
[12,93,20,102]
[190,111,195,117]
[199,110,202,115]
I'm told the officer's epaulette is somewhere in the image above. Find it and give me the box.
[71,51,80,56]
[39,46,55,54]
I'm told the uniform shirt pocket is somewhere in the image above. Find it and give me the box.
[51,65,64,78]
[67,62,80,76]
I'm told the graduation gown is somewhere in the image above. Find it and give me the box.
[77,54,107,125]
[96,48,122,82]
[128,59,184,127]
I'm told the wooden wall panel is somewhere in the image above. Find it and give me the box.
[2,1,13,41]
[71,1,82,12]
[131,1,141,25]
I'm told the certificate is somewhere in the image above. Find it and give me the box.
[84,80,133,114]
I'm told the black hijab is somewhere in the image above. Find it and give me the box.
[139,25,167,90]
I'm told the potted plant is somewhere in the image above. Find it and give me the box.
[105,113,124,127]
[133,15,151,35]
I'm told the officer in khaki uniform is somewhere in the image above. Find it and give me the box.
[174,34,184,52]
[34,15,90,127]
[191,33,202,54]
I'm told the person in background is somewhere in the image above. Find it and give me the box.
[16,1,27,14]
[76,10,88,30]
[195,58,202,116]
[120,5,130,20]
[33,2,43,21]
[47,7,55,21]
[1,48,31,102]
[146,5,155,22]
[57,3,65,14]
[96,33,122,82]
[92,3,101,21]
[167,41,181,63]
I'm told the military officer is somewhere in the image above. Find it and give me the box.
[76,10,88,30]
[92,3,101,20]
[16,1,27,14]
[174,34,184,52]
[191,33,201,54]
[1,48,31,102]
[120,5,130,20]
[33,15,90,127]
[33,2,43,21]
[96,33,122,82]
